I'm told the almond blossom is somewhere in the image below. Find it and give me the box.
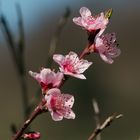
[53,51,92,79]
[45,88,75,121]
[73,7,108,34]
[94,33,121,64]
[29,68,63,92]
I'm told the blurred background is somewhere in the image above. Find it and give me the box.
[0,0,140,140]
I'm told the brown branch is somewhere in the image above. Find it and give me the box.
[12,100,47,140]
[88,113,123,140]
[46,7,71,67]
[92,99,101,140]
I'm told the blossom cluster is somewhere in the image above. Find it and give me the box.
[29,51,92,121]
[29,7,121,123]
[73,7,121,64]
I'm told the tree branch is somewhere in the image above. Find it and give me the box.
[88,113,123,140]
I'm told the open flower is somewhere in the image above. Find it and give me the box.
[45,88,75,121]
[94,33,121,64]
[29,68,63,92]
[53,51,92,79]
[73,7,108,33]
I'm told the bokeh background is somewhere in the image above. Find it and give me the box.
[0,0,140,140]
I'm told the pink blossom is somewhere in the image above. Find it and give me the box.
[73,7,108,33]
[23,132,40,139]
[29,68,63,92]
[94,33,121,64]
[45,88,75,121]
[53,51,92,79]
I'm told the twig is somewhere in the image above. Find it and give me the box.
[12,100,47,140]
[46,7,71,67]
[92,99,101,140]
[11,23,93,139]
[88,113,123,140]
[0,4,29,120]
[0,15,18,69]
[15,4,30,120]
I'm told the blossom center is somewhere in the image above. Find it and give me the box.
[50,96,64,110]
[85,16,95,25]
[63,61,75,73]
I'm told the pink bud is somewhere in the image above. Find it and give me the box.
[23,132,41,139]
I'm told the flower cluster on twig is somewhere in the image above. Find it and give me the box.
[12,7,121,140]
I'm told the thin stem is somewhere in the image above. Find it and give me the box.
[18,74,29,119]
[88,113,123,140]
[79,45,90,59]
[92,99,101,140]
[0,16,18,71]
[1,7,29,120]
[11,37,91,139]
[12,100,46,140]
[46,7,71,67]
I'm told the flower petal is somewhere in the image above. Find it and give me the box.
[46,88,61,97]
[63,94,74,108]
[73,17,83,26]
[100,53,113,64]
[80,7,91,17]
[53,54,64,65]
[51,111,63,121]
[29,71,38,79]
[66,51,79,63]
[61,107,75,119]
[74,60,92,73]
[64,71,86,79]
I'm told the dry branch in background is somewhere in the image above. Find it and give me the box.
[88,113,123,140]
[46,7,71,67]
[92,99,101,140]
[27,8,71,113]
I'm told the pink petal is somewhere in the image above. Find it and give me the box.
[51,111,63,121]
[53,54,64,66]
[64,71,86,79]
[62,94,74,108]
[46,88,61,97]
[45,88,61,110]
[97,28,105,37]
[29,71,38,79]
[80,7,91,17]
[100,53,113,64]
[105,32,116,43]
[52,72,64,87]
[60,107,75,119]
[73,74,86,79]
[73,17,83,26]
[40,69,53,83]
[66,51,79,63]
[74,60,92,73]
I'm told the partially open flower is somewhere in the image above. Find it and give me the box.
[45,88,75,121]
[73,7,108,33]
[94,33,121,64]
[23,132,40,140]
[29,68,63,92]
[53,51,92,79]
